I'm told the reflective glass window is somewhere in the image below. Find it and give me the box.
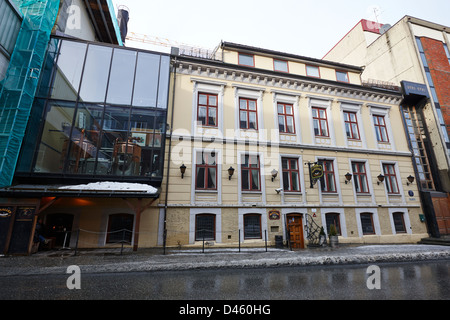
[98,106,131,176]
[132,52,160,107]
[51,40,87,101]
[79,45,112,103]
[67,103,104,174]
[34,101,76,173]
[106,49,137,105]
[157,55,170,109]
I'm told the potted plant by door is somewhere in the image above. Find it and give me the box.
[329,224,339,248]
[319,227,327,247]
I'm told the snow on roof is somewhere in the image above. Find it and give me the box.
[58,182,158,194]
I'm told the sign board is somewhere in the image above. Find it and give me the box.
[401,81,429,98]
[311,164,324,179]
[269,210,280,220]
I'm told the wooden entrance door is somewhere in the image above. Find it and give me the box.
[287,214,304,249]
[432,193,450,235]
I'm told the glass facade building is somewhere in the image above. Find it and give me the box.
[16,37,170,185]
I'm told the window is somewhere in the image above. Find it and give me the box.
[318,160,336,193]
[239,98,258,130]
[241,155,261,191]
[197,93,218,127]
[282,158,301,192]
[306,65,320,78]
[277,103,295,134]
[444,43,450,65]
[195,214,215,240]
[392,212,406,233]
[344,111,360,140]
[383,164,399,194]
[239,53,254,67]
[244,214,261,239]
[274,59,288,72]
[352,162,369,193]
[312,107,329,137]
[360,213,375,235]
[196,151,217,190]
[336,70,349,83]
[373,115,389,142]
[325,213,341,236]
[106,214,133,243]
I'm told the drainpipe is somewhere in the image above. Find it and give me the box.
[163,54,178,254]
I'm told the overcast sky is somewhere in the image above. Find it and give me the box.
[111,0,449,59]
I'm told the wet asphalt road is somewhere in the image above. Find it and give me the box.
[1,259,449,300]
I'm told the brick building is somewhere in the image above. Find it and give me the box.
[324,16,450,236]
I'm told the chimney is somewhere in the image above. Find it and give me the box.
[117,5,129,43]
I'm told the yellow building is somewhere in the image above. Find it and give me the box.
[160,42,428,249]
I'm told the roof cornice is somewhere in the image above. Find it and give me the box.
[173,55,402,105]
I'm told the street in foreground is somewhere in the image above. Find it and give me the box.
[0,260,448,301]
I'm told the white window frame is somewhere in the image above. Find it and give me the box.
[272,91,302,144]
[189,208,222,244]
[349,158,375,204]
[238,208,267,242]
[388,208,412,235]
[307,96,336,146]
[356,208,381,237]
[237,151,266,204]
[278,154,305,202]
[320,208,347,238]
[339,101,367,149]
[233,84,265,141]
[315,156,343,204]
[191,79,225,137]
[191,148,222,204]
[379,161,405,204]
[369,104,396,151]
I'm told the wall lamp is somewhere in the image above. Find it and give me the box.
[228,166,235,180]
[180,164,186,179]
[271,169,278,182]
[377,174,385,185]
[407,175,415,186]
[345,172,353,184]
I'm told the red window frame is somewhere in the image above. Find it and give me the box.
[241,155,261,192]
[306,65,320,78]
[239,98,258,130]
[195,152,217,191]
[319,159,337,193]
[352,162,369,193]
[312,107,329,137]
[344,111,360,140]
[282,157,301,192]
[274,59,289,73]
[238,53,255,67]
[383,163,400,194]
[277,103,295,134]
[373,115,389,142]
[336,70,349,83]
[197,93,218,127]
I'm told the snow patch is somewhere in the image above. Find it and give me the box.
[59,181,158,194]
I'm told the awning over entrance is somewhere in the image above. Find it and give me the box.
[0,182,160,199]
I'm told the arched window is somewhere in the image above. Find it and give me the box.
[195,214,215,241]
[325,213,341,236]
[244,214,261,239]
[392,212,406,233]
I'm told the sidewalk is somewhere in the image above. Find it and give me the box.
[1,244,449,276]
